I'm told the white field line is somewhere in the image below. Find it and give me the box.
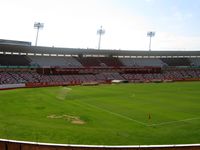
[63,87,72,90]
[85,102,200,127]
[57,87,72,100]
[77,101,147,126]
[69,100,200,127]
[148,117,200,127]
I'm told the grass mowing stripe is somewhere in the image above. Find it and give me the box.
[148,117,200,127]
[76,100,148,126]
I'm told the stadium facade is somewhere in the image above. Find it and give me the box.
[0,44,200,89]
[1,43,200,149]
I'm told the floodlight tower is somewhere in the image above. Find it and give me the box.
[34,22,44,46]
[97,26,105,49]
[147,31,155,51]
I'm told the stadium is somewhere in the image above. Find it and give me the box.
[0,39,200,150]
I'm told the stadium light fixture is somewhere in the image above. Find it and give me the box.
[34,22,44,46]
[147,31,155,51]
[97,26,105,50]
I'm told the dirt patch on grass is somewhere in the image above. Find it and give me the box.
[47,114,85,125]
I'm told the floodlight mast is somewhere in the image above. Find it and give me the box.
[147,31,155,51]
[34,22,44,46]
[97,26,105,50]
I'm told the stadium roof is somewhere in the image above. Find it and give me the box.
[0,44,200,57]
[0,39,31,46]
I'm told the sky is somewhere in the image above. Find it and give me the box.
[0,0,200,51]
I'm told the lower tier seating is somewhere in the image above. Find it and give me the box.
[1,69,200,85]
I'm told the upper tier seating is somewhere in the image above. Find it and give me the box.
[29,56,83,68]
[77,57,100,67]
[77,57,123,67]
[98,57,124,67]
[0,55,30,66]
[160,58,191,66]
[190,58,200,67]
[64,57,83,68]
[120,58,165,67]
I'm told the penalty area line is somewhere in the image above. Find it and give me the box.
[148,117,200,127]
[78,101,147,126]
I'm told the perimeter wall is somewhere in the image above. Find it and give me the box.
[0,140,200,150]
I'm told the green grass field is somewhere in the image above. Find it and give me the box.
[0,82,200,145]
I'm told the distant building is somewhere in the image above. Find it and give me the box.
[0,39,31,46]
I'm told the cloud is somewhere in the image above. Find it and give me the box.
[153,32,200,50]
[145,0,155,2]
[173,11,193,21]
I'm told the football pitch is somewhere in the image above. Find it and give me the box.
[0,82,200,145]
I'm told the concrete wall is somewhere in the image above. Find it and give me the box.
[0,84,25,90]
